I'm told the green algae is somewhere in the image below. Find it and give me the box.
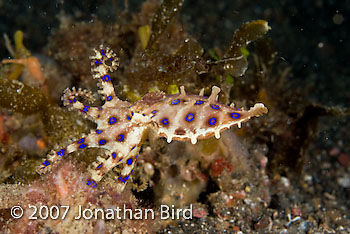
[167,84,179,94]
[0,79,47,115]
[138,25,151,50]
[210,20,271,77]
[225,20,270,58]
[42,106,94,144]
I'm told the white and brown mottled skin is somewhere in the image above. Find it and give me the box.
[37,45,268,192]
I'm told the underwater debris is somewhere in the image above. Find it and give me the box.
[0,77,91,142]
[1,30,51,98]
[1,30,30,81]
[146,0,184,51]
[45,0,270,101]
[37,45,268,192]
[266,103,350,174]
[0,161,158,233]
[209,20,271,77]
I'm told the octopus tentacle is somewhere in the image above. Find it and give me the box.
[89,45,119,105]
[62,87,100,119]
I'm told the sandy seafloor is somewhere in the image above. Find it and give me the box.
[0,0,349,233]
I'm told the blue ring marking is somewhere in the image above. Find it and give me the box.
[91,181,97,188]
[117,134,124,142]
[95,61,99,65]
[96,129,102,134]
[127,158,133,165]
[210,104,219,110]
[100,50,105,55]
[98,107,103,110]
[230,113,241,119]
[43,161,50,166]
[99,139,106,145]
[112,152,117,159]
[122,175,130,183]
[106,96,113,101]
[131,146,136,150]
[171,99,180,105]
[109,57,114,61]
[195,100,203,105]
[118,176,121,181]
[97,163,103,169]
[127,116,131,120]
[57,149,65,156]
[77,138,84,144]
[186,113,195,122]
[108,117,117,124]
[104,75,110,81]
[79,144,87,149]
[87,181,91,186]
[72,98,77,103]
[82,105,89,113]
[131,112,134,116]
[151,110,157,114]
[208,117,217,125]
[162,118,169,125]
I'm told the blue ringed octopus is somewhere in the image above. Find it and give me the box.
[37,45,268,192]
